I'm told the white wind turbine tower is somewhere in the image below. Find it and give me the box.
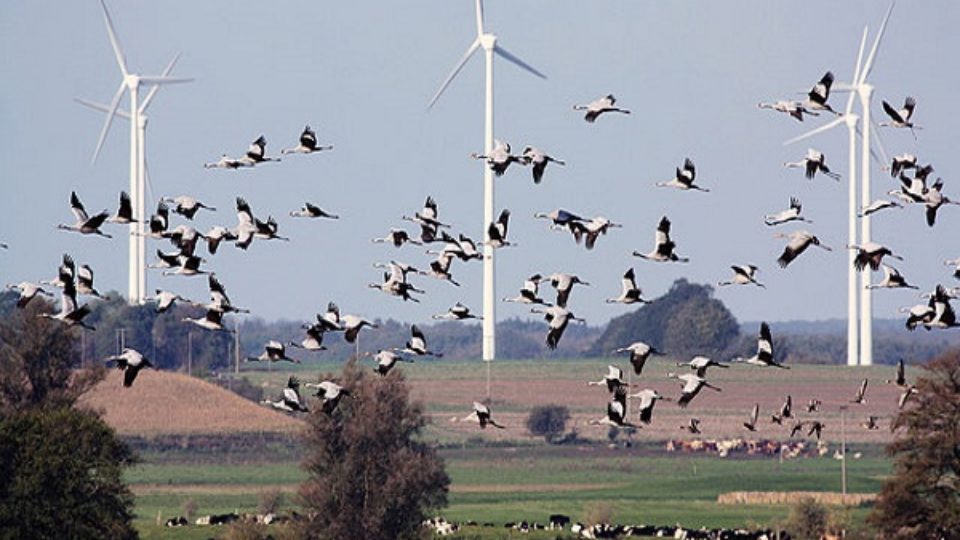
[428,0,546,365]
[87,0,192,305]
[786,2,894,367]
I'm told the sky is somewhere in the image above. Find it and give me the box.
[1,1,959,332]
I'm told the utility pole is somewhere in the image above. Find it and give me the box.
[840,405,848,505]
[116,328,127,354]
[234,322,240,374]
[187,332,193,377]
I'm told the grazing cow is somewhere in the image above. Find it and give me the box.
[423,517,459,536]
[549,513,571,530]
[164,516,188,527]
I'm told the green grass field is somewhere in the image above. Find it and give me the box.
[129,359,898,538]
[130,445,889,538]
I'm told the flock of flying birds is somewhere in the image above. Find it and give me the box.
[1,71,953,436]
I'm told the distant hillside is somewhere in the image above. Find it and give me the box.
[80,370,304,436]
[740,318,911,336]
[238,316,602,362]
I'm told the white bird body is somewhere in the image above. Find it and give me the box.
[369,349,413,376]
[472,139,522,177]
[629,389,668,424]
[107,191,137,224]
[775,230,831,268]
[372,228,422,248]
[520,146,565,184]
[571,216,621,250]
[433,302,480,321]
[461,401,505,429]
[656,158,708,192]
[204,154,253,169]
[204,226,238,255]
[162,195,215,220]
[281,125,333,155]
[880,96,919,132]
[39,285,94,331]
[503,274,549,305]
[589,388,636,428]
[764,197,811,226]
[859,199,902,217]
[290,324,326,351]
[486,209,514,248]
[290,202,339,219]
[573,94,630,123]
[633,216,688,263]
[6,281,53,308]
[264,377,309,413]
[341,315,378,343]
[758,100,818,122]
[784,148,840,181]
[718,264,765,288]
[613,341,661,375]
[587,365,627,393]
[305,380,349,413]
[531,305,584,350]
[540,273,589,308]
[247,340,299,364]
[104,348,153,387]
[606,268,648,304]
[57,192,112,238]
[732,322,788,368]
[182,309,231,332]
[849,242,903,272]
[922,179,959,227]
[396,325,441,357]
[669,372,721,408]
[677,356,729,377]
[867,265,917,290]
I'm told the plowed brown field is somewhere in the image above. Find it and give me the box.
[81,370,304,436]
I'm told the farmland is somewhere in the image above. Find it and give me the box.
[94,358,903,538]
[130,445,889,538]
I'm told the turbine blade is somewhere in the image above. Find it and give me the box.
[864,121,890,166]
[475,0,485,37]
[92,82,127,164]
[75,97,132,119]
[494,44,547,79]
[140,53,181,114]
[845,27,868,115]
[144,156,156,205]
[784,116,847,146]
[99,0,128,76]
[137,76,194,85]
[428,38,481,110]
[859,2,895,84]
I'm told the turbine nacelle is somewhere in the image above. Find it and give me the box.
[479,33,497,50]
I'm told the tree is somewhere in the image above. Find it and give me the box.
[0,408,138,539]
[297,360,449,540]
[785,497,828,540]
[591,279,740,359]
[526,405,570,443]
[869,351,960,540]
[0,300,138,539]
[0,299,102,411]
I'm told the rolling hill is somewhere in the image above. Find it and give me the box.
[80,369,304,436]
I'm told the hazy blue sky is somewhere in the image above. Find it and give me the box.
[1,1,958,330]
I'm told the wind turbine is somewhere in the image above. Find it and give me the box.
[87,0,192,305]
[428,0,546,363]
[786,2,894,367]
